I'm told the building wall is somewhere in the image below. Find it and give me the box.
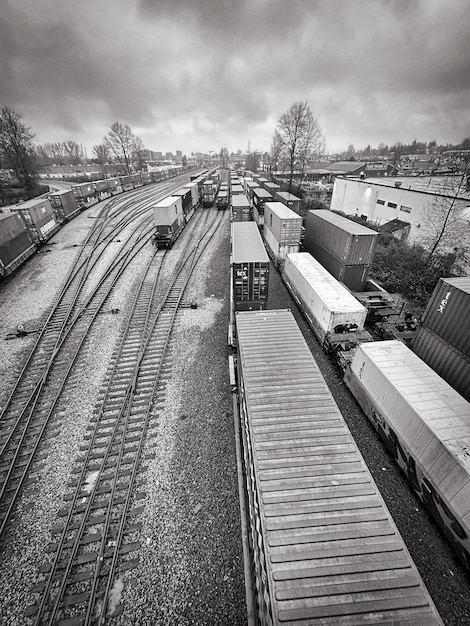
[330,177,469,245]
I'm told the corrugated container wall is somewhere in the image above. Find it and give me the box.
[231,222,269,310]
[307,240,369,291]
[305,209,378,265]
[0,231,36,273]
[48,190,78,220]
[0,212,28,244]
[420,277,470,357]
[412,326,470,402]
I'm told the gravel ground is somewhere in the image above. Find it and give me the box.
[116,211,246,625]
[267,261,470,626]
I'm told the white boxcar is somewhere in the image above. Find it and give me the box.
[284,252,367,343]
[344,340,470,568]
[263,201,302,262]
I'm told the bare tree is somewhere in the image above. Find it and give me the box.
[270,130,283,175]
[272,102,324,191]
[422,166,469,259]
[219,146,229,169]
[63,140,83,165]
[93,143,109,178]
[104,122,141,175]
[0,106,38,190]
[132,136,146,172]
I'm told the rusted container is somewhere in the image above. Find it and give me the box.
[412,325,470,401]
[231,222,269,311]
[11,198,59,243]
[263,202,302,262]
[305,210,378,265]
[420,277,470,357]
[344,339,470,567]
[48,190,79,221]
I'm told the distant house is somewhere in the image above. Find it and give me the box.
[325,161,397,178]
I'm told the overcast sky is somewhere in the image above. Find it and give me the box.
[1,0,469,156]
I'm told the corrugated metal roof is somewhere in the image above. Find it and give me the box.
[232,222,268,263]
[236,310,442,625]
[310,209,378,235]
[277,191,301,201]
[265,202,301,220]
[444,277,470,294]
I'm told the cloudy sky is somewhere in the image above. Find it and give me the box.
[1,0,469,156]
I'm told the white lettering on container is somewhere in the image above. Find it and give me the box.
[438,291,452,314]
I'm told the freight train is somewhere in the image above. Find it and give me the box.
[0,166,200,278]
[229,198,470,573]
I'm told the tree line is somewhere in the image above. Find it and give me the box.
[0,107,147,193]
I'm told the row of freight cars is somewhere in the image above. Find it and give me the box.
[152,167,221,247]
[0,166,196,278]
[230,215,470,573]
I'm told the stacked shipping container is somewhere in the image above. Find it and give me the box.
[412,277,470,401]
[303,210,378,291]
[263,202,302,262]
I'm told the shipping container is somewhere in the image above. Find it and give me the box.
[11,198,60,244]
[183,182,199,209]
[231,222,269,311]
[284,252,367,343]
[0,213,36,277]
[419,277,470,357]
[172,188,193,220]
[344,340,470,567]
[305,209,378,265]
[72,182,98,207]
[119,174,134,191]
[412,325,470,401]
[263,181,281,196]
[231,184,245,196]
[252,188,274,228]
[276,190,301,214]
[47,189,80,222]
[132,173,143,187]
[106,177,122,195]
[245,181,258,206]
[141,171,152,184]
[152,196,184,247]
[216,190,229,210]
[263,202,302,262]
[236,310,442,626]
[307,239,369,291]
[230,194,252,222]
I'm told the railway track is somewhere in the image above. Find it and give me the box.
[23,207,224,624]
[0,176,193,540]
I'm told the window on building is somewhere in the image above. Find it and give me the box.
[400,205,412,213]
[376,199,385,205]
[387,202,397,208]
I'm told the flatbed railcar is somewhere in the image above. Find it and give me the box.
[234,309,443,626]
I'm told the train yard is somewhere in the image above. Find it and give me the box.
[0,169,469,625]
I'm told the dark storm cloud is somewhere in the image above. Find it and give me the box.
[1,0,469,153]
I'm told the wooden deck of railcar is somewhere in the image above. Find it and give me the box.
[235,309,442,625]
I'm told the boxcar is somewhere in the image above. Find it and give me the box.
[152,196,184,248]
[0,212,36,277]
[344,339,470,568]
[235,309,442,625]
